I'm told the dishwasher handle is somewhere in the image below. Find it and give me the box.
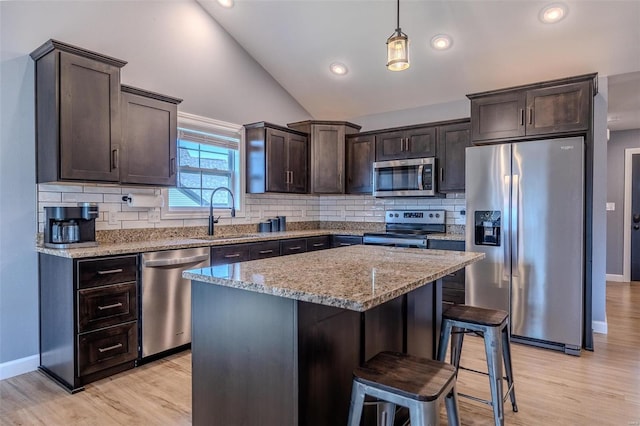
[142,254,209,268]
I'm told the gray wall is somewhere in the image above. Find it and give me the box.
[0,0,310,365]
[349,99,470,132]
[607,129,640,275]
[591,77,608,327]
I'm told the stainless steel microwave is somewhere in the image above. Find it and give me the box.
[372,157,437,197]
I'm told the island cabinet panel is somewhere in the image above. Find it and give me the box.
[468,74,596,144]
[119,85,181,186]
[39,253,138,392]
[191,282,297,426]
[345,133,375,194]
[297,302,361,426]
[32,40,127,183]
[437,121,471,193]
[190,277,443,425]
[375,125,437,161]
[245,122,309,194]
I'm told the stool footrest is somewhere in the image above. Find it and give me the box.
[458,365,512,382]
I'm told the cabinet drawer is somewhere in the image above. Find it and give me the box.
[427,239,465,251]
[280,238,307,255]
[306,236,331,252]
[250,241,281,260]
[211,244,251,265]
[78,282,137,333]
[443,288,465,305]
[78,322,137,377]
[331,235,363,248]
[78,256,137,289]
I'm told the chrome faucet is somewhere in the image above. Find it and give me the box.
[208,187,236,236]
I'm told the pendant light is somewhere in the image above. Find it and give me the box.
[386,0,409,71]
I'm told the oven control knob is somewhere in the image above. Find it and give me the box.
[429,213,434,218]
[435,213,440,218]
[394,213,399,218]
[388,213,393,218]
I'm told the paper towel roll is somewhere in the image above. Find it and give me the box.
[124,193,164,208]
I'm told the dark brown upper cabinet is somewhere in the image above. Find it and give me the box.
[120,85,182,186]
[287,121,361,194]
[375,125,437,161]
[245,122,309,194]
[345,133,375,194]
[468,74,596,144]
[437,120,471,193]
[31,40,127,183]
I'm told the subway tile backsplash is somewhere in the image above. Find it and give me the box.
[37,183,465,233]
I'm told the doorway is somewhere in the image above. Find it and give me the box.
[632,153,640,281]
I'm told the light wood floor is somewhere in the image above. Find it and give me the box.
[1,282,639,425]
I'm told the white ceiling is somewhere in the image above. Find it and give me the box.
[198,0,640,130]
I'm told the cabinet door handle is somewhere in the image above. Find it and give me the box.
[520,109,525,126]
[258,249,274,254]
[405,137,410,152]
[98,302,123,311]
[339,243,351,246]
[97,268,123,275]
[528,108,533,125]
[224,253,241,258]
[290,171,294,184]
[312,243,325,247]
[170,158,176,176]
[98,343,123,353]
[440,167,444,183]
[111,149,119,169]
[288,246,302,250]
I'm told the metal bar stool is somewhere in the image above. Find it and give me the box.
[348,351,461,426]
[437,305,518,426]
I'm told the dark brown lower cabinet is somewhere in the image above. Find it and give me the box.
[331,235,363,248]
[39,254,139,392]
[191,278,441,426]
[427,239,466,305]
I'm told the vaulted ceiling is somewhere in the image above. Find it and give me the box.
[198,0,640,130]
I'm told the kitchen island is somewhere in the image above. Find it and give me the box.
[183,245,484,426]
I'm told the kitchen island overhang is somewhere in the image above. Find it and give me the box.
[183,245,484,425]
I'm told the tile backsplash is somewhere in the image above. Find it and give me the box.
[37,183,465,233]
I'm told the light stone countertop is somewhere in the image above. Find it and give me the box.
[36,229,464,258]
[183,245,483,312]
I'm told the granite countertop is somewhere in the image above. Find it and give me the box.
[183,245,483,312]
[36,229,465,258]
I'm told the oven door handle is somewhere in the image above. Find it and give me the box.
[417,164,424,190]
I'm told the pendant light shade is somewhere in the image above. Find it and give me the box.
[386,0,409,71]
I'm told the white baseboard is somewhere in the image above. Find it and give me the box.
[606,274,626,282]
[0,354,39,381]
[592,320,608,335]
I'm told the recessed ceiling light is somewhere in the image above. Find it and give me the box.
[217,0,234,8]
[329,62,349,76]
[430,34,453,51]
[539,3,568,24]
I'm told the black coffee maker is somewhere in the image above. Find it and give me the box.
[44,203,99,248]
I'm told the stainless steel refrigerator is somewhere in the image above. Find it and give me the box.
[465,137,584,355]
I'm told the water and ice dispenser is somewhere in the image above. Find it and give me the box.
[474,210,501,246]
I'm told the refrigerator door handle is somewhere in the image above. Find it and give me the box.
[512,174,520,277]
[503,175,511,282]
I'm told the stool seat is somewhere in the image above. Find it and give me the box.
[348,351,461,426]
[443,304,508,327]
[354,351,457,402]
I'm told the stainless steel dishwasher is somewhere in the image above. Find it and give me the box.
[140,247,210,358]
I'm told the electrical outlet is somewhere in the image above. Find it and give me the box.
[149,208,160,223]
[108,211,118,225]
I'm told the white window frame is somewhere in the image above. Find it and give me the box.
[161,112,245,220]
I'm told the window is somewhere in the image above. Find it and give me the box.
[164,113,243,218]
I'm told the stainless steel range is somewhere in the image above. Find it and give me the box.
[363,209,446,248]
